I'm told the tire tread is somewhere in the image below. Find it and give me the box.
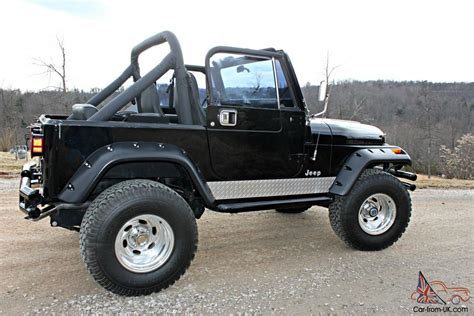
[79,179,198,296]
[329,169,412,251]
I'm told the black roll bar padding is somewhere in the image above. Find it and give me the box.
[88,31,193,124]
[88,53,174,122]
[86,65,134,106]
[130,31,184,81]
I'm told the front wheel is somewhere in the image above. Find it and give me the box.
[451,295,462,305]
[329,169,411,251]
[80,179,198,296]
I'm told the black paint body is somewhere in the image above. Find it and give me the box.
[20,38,414,226]
[39,112,388,203]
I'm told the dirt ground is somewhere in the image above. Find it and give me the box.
[0,178,472,314]
[0,152,28,178]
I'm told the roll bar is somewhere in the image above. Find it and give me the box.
[88,31,193,124]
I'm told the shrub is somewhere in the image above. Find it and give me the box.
[440,133,474,179]
[0,128,18,152]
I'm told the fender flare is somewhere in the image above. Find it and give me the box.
[329,147,412,196]
[57,142,215,206]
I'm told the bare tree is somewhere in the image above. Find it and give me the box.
[251,72,263,94]
[33,36,70,112]
[0,87,21,150]
[349,96,366,120]
[318,52,339,117]
[34,36,67,94]
[415,83,444,178]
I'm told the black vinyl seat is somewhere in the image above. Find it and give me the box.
[125,84,169,124]
[140,84,164,115]
[69,84,168,123]
[186,72,206,125]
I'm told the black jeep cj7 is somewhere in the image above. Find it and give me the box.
[19,31,416,296]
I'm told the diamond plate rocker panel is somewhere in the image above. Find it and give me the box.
[207,177,336,200]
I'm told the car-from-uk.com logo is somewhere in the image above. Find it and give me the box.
[411,271,470,313]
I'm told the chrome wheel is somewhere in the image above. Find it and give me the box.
[114,214,174,273]
[358,193,396,235]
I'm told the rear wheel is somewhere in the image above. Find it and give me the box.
[80,179,198,296]
[275,206,310,214]
[329,169,411,251]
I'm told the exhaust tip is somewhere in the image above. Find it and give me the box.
[402,182,416,191]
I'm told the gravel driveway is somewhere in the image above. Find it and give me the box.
[0,185,472,314]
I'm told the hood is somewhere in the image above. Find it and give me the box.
[310,118,385,145]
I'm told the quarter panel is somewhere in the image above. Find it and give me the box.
[43,121,214,199]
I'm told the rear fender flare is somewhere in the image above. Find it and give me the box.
[57,142,215,206]
[329,147,412,196]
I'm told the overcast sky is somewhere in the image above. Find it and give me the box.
[0,0,473,91]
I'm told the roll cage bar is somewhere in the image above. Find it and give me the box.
[83,31,307,123]
[87,31,194,124]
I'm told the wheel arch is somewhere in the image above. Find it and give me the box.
[329,147,412,196]
[57,142,215,207]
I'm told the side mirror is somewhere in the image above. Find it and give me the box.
[236,65,250,73]
[318,80,327,102]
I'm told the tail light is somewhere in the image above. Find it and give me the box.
[31,135,44,156]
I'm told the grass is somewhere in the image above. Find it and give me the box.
[0,151,473,189]
[406,174,474,189]
[0,151,29,177]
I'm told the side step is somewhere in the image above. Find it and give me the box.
[215,196,332,213]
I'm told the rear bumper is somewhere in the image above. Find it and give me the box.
[19,161,53,220]
[19,161,89,222]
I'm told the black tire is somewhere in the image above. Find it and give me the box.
[80,179,198,296]
[329,169,411,251]
[275,206,310,213]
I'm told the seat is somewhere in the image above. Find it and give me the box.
[140,84,164,115]
[186,72,206,125]
[124,84,170,123]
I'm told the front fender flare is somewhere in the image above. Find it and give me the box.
[329,147,412,196]
[57,142,215,206]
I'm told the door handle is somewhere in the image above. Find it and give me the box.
[219,109,237,126]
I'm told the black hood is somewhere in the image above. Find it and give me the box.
[310,118,385,145]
